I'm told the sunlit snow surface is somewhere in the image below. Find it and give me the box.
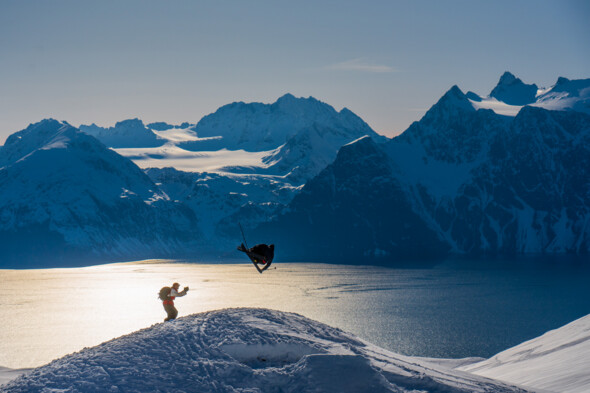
[469,97,523,116]
[459,314,590,393]
[2,308,527,393]
[113,127,277,173]
[114,143,276,173]
[467,79,590,117]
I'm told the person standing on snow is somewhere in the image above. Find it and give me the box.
[163,282,188,321]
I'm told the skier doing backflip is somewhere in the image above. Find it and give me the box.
[237,243,275,273]
[237,223,275,274]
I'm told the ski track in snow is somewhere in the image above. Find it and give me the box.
[2,308,528,393]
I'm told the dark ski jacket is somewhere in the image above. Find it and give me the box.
[250,244,275,263]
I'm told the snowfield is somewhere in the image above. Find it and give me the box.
[459,313,590,393]
[2,308,528,393]
[114,143,277,173]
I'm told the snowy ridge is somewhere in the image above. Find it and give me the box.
[79,118,166,148]
[459,313,590,393]
[190,93,377,152]
[259,75,590,260]
[0,93,381,264]
[0,120,201,266]
[2,308,528,392]
[466,72,590,116]
[3,76,590,264]
[108,94,383,250]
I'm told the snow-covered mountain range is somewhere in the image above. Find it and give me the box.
[1,74,589,265]
[0,120,201,266]
[1,308,529,392]
[259,74,590,261]
[81,94,383,253]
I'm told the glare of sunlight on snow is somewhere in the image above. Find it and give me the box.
[113,145,276,173]
[468,97,523,116]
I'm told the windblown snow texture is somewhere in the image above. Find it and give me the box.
[2,308,528,393]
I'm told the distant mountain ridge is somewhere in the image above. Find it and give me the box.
[1,75,590,266]
[83,95,384,248]
[185,93,378,152]
[467,72,590,116]
[489,71,538,105]
[1,95,382,265]
[0,120,201,266]
[79,118,167,148]
[258,75,590,261]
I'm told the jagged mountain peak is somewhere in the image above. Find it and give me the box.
[440,85,471,105]
[275,93,320,104]
[497,71,518,85]
[547,76,590,95]
[533,76,590,114]
[113,118,146,129]
[79,118,165,148]
[272,94,335,117]
[4,119,72,144]
[420,85,475,124]
[490,71,538,105]
[556,76,570,85]
[192,94,377,151]
[0,119,80,167]
[147,121,193,131]
[275,92,298,104]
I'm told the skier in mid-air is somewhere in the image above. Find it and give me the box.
[238,243,275,273]
[237,223,275,273]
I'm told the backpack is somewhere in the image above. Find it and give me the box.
[158,286,171,301]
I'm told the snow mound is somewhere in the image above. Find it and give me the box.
[2,308,526,392]
[459,313,590,393]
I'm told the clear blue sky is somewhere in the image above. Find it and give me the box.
[1,0,589,143]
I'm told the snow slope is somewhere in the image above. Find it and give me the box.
[459,313,590,393]
[2,308,528,393]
